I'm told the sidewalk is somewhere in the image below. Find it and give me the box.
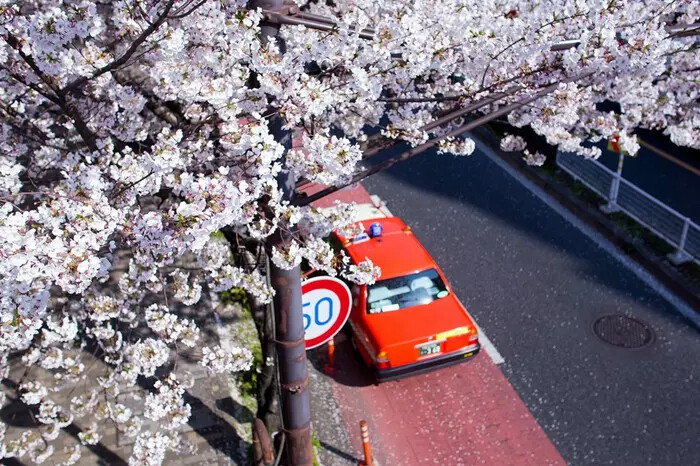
[1,254,251,465]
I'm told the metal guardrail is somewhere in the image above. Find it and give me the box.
[557,150,615,196]
[556,151,699,265]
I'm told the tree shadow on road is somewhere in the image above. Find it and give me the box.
[319,439,362,463]
[181,391,252,462]
[1,379,128,465]
[215,395,255,425]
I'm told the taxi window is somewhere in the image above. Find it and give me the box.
[366,268,449,314]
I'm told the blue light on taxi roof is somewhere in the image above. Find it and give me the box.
[369,222,383,238]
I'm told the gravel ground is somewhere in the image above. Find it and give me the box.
[307,347,359,466]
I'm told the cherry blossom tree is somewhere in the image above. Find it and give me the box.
[0,0,698,464]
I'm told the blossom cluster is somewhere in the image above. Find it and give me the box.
[288,133,363,185]
[201,345,254,374]
[522,150,547,167]
[500,134,527,153]
[437,137,476,156]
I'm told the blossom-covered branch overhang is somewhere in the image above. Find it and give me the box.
[0,0,698,464]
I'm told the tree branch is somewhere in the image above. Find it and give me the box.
[62,0,176,95]
[295,73,592,206]
[4,34,99,151]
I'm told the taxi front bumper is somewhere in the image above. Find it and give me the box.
[375,343,481,382]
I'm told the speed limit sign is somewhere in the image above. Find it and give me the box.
[301,276,352,350]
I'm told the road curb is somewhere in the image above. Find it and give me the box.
[472,126,700,320]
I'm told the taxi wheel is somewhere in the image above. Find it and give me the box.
[350,334,359,353]
[350,334,369,367]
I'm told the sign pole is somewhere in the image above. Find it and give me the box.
[249,1,313,464]
[602,138,625,214]
[270,262,312,465]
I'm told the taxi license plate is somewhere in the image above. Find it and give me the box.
[419,342,441,356]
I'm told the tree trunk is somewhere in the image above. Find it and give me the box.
[251,270,280,432]
[222,231,281,432]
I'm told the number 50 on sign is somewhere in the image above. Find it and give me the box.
[301,276,352,350]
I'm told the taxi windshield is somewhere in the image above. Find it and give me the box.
[366,268,449,314]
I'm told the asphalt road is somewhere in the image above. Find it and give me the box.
[361,138,700,465]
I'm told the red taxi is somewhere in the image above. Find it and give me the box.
[334,203,480,381]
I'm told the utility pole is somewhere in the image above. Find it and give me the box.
[248,1,313,464]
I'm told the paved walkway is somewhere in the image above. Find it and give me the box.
[1,263,251,465]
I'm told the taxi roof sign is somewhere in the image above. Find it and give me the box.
[350,232,370,244]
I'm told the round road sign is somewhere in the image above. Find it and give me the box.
[301,276,352,350]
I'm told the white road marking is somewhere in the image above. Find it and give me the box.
[474,323,506,365]
[473,136,700,329]
[370,194,394,217]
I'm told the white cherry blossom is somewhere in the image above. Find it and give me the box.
[522,150,547,167]
[500,134,527,152]
[201,345,253,374]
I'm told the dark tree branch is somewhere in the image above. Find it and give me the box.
[62,0,176,95]
[0,65,62,106]
[170,0,209,19]
[111,69,187,127]
[4,34,99,151]
[0,106,68,153]
[296,73,592,206]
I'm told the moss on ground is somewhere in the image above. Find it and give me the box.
[221,288,263,398]
[222,286,326,464]
[221,287,262,445]
[311,431,322,466]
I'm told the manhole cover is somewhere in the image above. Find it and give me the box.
[593,315,654,348]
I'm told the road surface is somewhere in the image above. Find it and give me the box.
[310,137,700,465]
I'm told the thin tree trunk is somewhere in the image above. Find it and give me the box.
[250,265,280,432]
[222,232,280,431]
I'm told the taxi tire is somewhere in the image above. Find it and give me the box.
[350,334,370,367]
[350,333,359,353]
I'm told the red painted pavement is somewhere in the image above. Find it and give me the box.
[308,182,565,466]
[300,182,374,208]
[328,334,564,465]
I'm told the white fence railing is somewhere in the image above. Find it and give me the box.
[556,151,699,265]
